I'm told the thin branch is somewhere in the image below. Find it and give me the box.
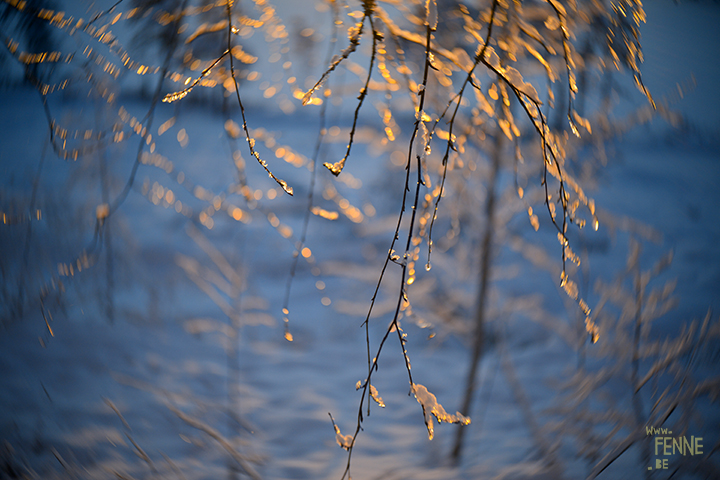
[339,18,438,480]
[323,14,377,176]
[281,0,341,340]
[427,0,500,268]
[226,0,293,195]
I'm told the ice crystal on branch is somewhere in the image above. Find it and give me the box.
[329,413,353,451]
[412,383,470,440]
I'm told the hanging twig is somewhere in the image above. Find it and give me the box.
[225,0,293,195]
[281,0,341,341]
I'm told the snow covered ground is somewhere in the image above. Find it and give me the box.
[1,1,719,479]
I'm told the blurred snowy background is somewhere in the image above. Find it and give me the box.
[1,1,719,479]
